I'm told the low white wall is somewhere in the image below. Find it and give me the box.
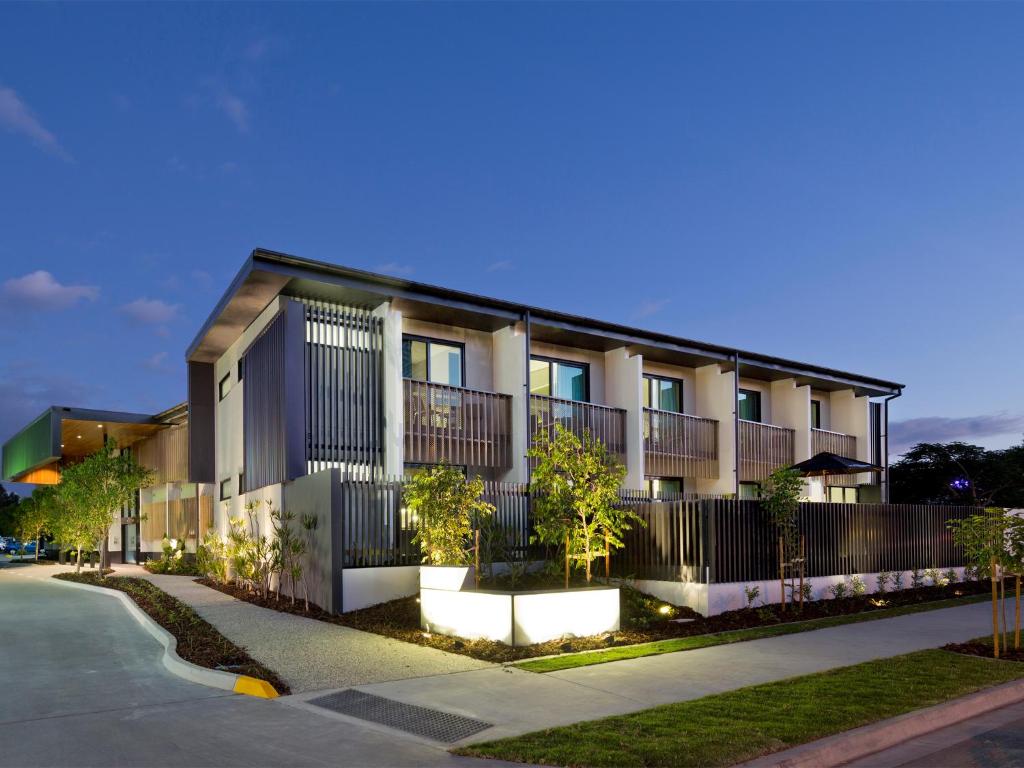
[420,585,620,646]
[634,567,967,617]
[343,566,420,613]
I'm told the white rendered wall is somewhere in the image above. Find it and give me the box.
[695,364,736,495]
[343,566,420,612]
[402,318,495,392]
[281,469,335,611]
[830,389,871,485]
[770,378,813,497]
[493,323,528,483]
[379,303,404,478]
[629,578,708,616]
[605,348,644,488]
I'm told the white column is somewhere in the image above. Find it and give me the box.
[770,378,813,498]
[831,389,871,485]
[493,322,529,484]
[376,302,405,479]
[604,347,644,489]
[695,363,736,495]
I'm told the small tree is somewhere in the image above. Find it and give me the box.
[762,467,804,610]
[405,464,494,566]
[949,508,1021,657]
[59,439,153,577]
[16,488,52,561]
[529,425,636,585]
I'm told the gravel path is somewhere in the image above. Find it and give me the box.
[123,567,491,693]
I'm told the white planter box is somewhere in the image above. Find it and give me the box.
[420,565,476,591]
[420,585,619,647]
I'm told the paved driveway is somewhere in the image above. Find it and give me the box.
[0,569,509,768]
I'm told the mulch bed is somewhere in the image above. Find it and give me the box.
[198,574,989,664]
[55,573,290,694]
[945,638,1024,663]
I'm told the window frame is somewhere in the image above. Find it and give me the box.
[402,334,467,387]
[219,478,233,501]
[811,399,822,429]
[529,355,591,402]
[218,373,231,402]
[643,374,685,414]
[738,388,762,423]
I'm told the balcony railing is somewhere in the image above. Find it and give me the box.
[530,395,626,460]
[739,420,795,482]
[642,409,718,479]
[812,428,859,487]
[404,379,513,469]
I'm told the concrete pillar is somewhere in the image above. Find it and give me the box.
[376,302,405,479]
[770,378,814,498]
[695,363,736,495]
[604,347,644,490]
[831,389,871,485]
[493,322,529,484]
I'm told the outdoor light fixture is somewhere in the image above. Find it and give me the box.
[97,424,103,428]
[76,435,82,439]
[950,478,970,491]
[658,605,672,615]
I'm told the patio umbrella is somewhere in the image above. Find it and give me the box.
[789,452,884,478]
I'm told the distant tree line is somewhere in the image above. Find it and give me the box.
[891,440,1024,507]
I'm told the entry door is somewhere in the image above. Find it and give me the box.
[123,524,138,564]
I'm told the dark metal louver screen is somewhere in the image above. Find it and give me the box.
[242,311,288,492]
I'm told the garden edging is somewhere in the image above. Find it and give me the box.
[49,575,278,699]
[738,675,1024,768]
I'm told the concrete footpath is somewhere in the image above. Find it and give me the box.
[120,565,490,693]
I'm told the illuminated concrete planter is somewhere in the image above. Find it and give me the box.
[419,578,620,647]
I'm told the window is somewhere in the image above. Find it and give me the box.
[738,482,760,500]
[828,486,858,504]
[647,478,682,497]
[237,359,245,382]
[643,375,683,413]
[219,478,232,500]
[811,399,822,429]
[402,336,464,386]
[218,373,231,401]
[738,389,761,422]
[529,357,589,401]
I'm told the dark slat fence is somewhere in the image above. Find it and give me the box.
[337,478,976,584]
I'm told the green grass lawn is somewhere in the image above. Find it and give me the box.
[459,649,1024,768]
[516,594,990,673]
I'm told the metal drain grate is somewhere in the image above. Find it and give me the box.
[307,689,493,743]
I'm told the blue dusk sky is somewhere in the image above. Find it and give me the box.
[2,1,1023,493]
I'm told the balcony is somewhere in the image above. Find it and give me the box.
[642,409,718,479]
[404,379,513,469]
[739,420,795,482]
[530,395,626,461]
[812,427,859,487]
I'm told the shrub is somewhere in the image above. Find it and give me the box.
[890,571,904,591]
[911,569,925,589]
[876,570,893,594]
[828,582,848,600]
[944,568,958,586]
[404,464,495,567]
[850,575,867,596]
[743,585,760,609]
[144,536,199,576]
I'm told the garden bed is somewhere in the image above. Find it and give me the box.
[945,636,1024,662]
[56,573,289,694]
[200,573,989,664]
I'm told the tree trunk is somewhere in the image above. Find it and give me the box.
[99,537,108,579]
[992,556,1000,659]
[564,533,570,590]
[34,537,39,562]
[1002,575,1008,652]
[778,537,786,610]
[76,546,83,574]
[1016,575,1021,650]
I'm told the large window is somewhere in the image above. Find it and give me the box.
[643,375,683,413]
[828,486,858,504]
[738,389,762,422]
[402,336,464,387]
[739,481,760,500]
[811,399,822,429]
[647,477,682,497]
[529,357,588,402]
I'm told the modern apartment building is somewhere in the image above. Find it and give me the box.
[1,403,213,562]
[186,249,902,524]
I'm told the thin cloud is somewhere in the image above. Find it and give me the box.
[217,91,250,133]
[0,85,73,161]
[633,298,670,320]
[487,260,513,272]
[889,412,1024,454]
[119,298,179,325]
[0,364,98,444]
[2,271,98,310]
[376,262,415,277]
[143,352,171,372]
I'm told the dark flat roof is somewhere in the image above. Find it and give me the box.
[186,248,903,397]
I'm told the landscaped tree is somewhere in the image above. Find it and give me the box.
[762,466,805,610]
[405,463,495,567]
[529,424,635,586]
[949,508,1022,658]
[59,439,153,576]
[892,441,1024,507]
[15,487,53,561]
